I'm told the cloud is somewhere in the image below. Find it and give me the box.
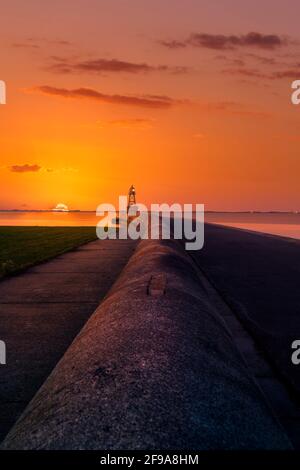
[25,86,267,116]
[49,40,73,46]
[223,68,269,79]
[46,167,78,173]
[215,52,297,78]
[199,101,241,111]
[12,42,40,49]
[26,86,182,108]
[198,101,271,118]
[29,37,72,47]
[223,66,300,80]
[47,56,188,75]
[158,40,187,49]
[271,69,300,79]
[11,37,73,49]
[96,118,154,129]
[161,32,289,51]
[229,109,271,118]
[12,37,73,50]
[244,53,278,65]
[215,55,246,67]
[9,164,41,173]
[7,163,77,174]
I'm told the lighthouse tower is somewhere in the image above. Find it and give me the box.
[127,185,136,212]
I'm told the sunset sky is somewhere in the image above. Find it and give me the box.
[1,0,300,211]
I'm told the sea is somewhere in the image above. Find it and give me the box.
[0,211,300,240]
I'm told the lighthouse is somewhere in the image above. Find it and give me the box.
[127,185,136,212]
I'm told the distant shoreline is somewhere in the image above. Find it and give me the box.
[0,210,299,214]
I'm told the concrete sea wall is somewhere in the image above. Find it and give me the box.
[2,239,291,449]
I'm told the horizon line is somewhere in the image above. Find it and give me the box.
[0,209,299,214]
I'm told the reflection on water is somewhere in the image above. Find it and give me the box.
[0,211,99,227]
[205,212,300,240]
[210,222,300,239]
[0,211,300,240]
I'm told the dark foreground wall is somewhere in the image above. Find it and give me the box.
[2,239,291,450]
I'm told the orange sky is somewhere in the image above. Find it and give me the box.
[0,0,300,211]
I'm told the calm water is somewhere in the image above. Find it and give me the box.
[0,211,300,240]
[205,212,300,240]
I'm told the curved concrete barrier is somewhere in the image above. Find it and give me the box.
[2,239,291,449]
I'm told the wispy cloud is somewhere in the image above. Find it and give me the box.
[157,39,187,49]
[160,32,289,51]
[6,164,78,174]
[223,66,300,80]
[12,37,73,49]
[223,68,269,79]
[244,53,279,65]
[198,101,271,118]
[25,86,268,117]
[271,69,300,79]
[12,42,40,49]
[215,55,246,67]
[9,164,41,173]
[96,118,154,129]
[46,167,78,173]
[47,56,188,75]
[26,86,183,108]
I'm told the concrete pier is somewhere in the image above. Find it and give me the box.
[2,239,291,450]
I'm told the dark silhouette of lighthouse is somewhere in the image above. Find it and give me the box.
[127,185,136,212]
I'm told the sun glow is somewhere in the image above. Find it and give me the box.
[53,203,69,212]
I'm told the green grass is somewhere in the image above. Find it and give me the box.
[0,226,98,278]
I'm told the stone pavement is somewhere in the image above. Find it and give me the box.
[190,223,300,447]
[0,238,137,441]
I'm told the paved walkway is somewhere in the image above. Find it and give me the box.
[0,239,137,441]
[191,224,300,392]
[190,223,300,446]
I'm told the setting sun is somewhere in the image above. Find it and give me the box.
[53,203,69,212]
